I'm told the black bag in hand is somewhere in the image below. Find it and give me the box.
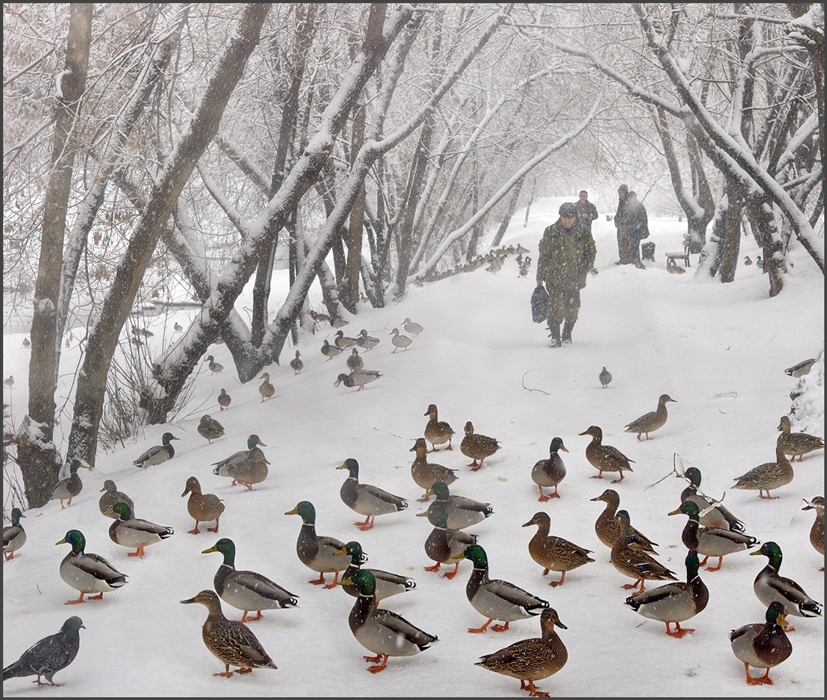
[531,284,549,323]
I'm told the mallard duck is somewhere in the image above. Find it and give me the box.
[389,328,413,352]
[3,507,26,560]
[531,437,567,501]
[784,358,816,378]
[624,549,709,637]
[174,321,183,332]
[417,502,478,579]
[217,388,232,411]
[258,373,275,402]
[336,541,416,602]
[181,476,225,534]
[289,350,303,374]
[599,366,612,389]
[339,570,437,674]
[346,347,364,372]
[668,500,759,571]
[284,500,349,588]
[22,337,31,348]
[730,601,792,686]
[461,421,501,470]
[132,432,179,469]
[579,426,634,482]
[623,394,676,440]
[522,512,594,586]
[197,414,225,444]
[337,458,407,530]
[99,480,135,519]
[453,543,550,633]
[180,589,277,677]
[51,459,89,508]
[356,329,380,351]
[424,403,455,451]
[202,538,298,623]
[56,529,128,604]
[402,317,424,336]
[410,437,459,501]
[3,375,13,390]
[106,502,173,558]
[205,354,224,374]
[679,467,745,531]
[732,445,794,499]
[802,496,824,570]
[334,329,358,349]
[589,489,658,555]
[321,339,343,360]
[475,607,568,698]
[334,369,382,391]
[2,616,84,687]
[212,434,269,490]
[751,541,822,629]
[426,481,492,530]
[610,510,677,592]
[776,415,824,462]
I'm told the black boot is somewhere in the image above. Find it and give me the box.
[562,320,574,343]
[547,321,561,348]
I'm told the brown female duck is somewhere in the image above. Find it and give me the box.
[460,421,501,470]
[410,437,459,501]
[417,502,477,579]
[802,496,824,570]
[578,426,634,482]
[523,512,594,586]
[181,476,226,535]
[588,489,658,555]
[610,510,677,593]
[623,394,676,440]
[424,404,455,451]
[776,415,824,462]
[732,445,794,499]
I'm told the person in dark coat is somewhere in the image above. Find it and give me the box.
[614,183,631,264]
[575,190,598,233]
[624,191,648,269]
[535,202,597,347]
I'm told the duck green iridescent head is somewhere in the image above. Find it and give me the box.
[202,538,237,565]
[107,502,134,520]
[336,458,359,477]
[752,541,782,568]
[247,434,266,449]
[56,529,86,553]
[418,501,448,528]
[161,432,179,445]
[453,543,488,567]
[68,459,88,474]
[336,541,368,565]
[340,569,376,596]
[683,467,702,487]
[10,507,24,524]
[685,549,701,579]
[765,600,787,627]
[549,437,568,453]
[668,500,700,519]
[285,500,316,524]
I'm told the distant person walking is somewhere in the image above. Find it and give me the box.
[624,191,649,269]
[535,202,597,347]
[575,190,598,233]
[614,183,630,264]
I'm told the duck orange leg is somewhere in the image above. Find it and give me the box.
[622,577,644,592]
[323,570,341,589]
[4,551,14,561]
[214,664,234,678]
[526,680,549,697]
[469,459,480,469]
[538,485,550,502]
[65,591,86,605]
[309,572,327,585]
[236,668,253,674]
[367,654,389,673]
[208,517,220,533]
[189,521,201,535]
[590,471,604,479]
[665,621,694,637]
[468,618,494,633]
[128,543,149,558]
[356,515,375,531]
[491,620,510,632]
[705,556,723,572]
[88,592,104,600]
[240,610,262,623]
[443,561,460,579]
[549,570,566,587]
[612,471,625,483]
[424,561,441,572]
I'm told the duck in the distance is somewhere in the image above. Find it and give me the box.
[56,529,128,605]
[337,458,407,531]
[389,328,413,352]
[623,394,677,440]
[289,350,303,374]
[217,388,232,411]
[320,339,343,360]
[258,373,275,402]
[356,328,380,351]
[334,329,358,349]
[731,445,794,499]
[346,348,364,372]
[334,369,382,391]
[133,432,179,469]
[3,507,26,561]
[197,414,225,444]
[205,355,224,374]
[730,601,792,686]
[531,437,568,501]
[50,459,89,509]
[284,500,348,588]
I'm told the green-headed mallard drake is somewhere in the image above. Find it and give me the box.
[321,339,343,360]
[258,373,275,402]
[389,328,413,352]
[133,432,179,469]
[339,569,437,674]
[589,489,658,555]
[426,481,492,530]
[410,437,459,501]
[623,394,676,440]
[334,369,382,391]
[751,541,822,629]
[599,366,612,389]
[356,329,380,351]
[579,426,634,482]
[205,355,224,374]
[99,480,135,520]
[453,543,550,633]
[522,511,594,586]
[336,541,416,602]
[417,502,478,579]
[802,496,824,570]
[346,348,364,372]
[776,415,824,462]
[212,434,269,491]
[424,404,455,451]
[679,467,745,531]
[334,329,358,349]
[56,529,128,604]
[611,510,677,593]
[106,502,173,558]
[202,538,298,623]
[402,317,424,336]
[668,500,759,571]
[180,589,277,677]
[181,476,225,535]
[51,459,89,509]
[3,507,26,560]
[624,549,709,637]
[197,414,225,444]
[730,601,792,686]
[217,388,231,411]
[337,458,407,530]
[531,437,568,501]
[284,500,348,588]
[475,607,567,698]
[289,350,303,375]
[2,616,84,687]
[461,421,501,470]
[731,445,794,499]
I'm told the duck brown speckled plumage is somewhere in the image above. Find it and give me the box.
[424,404,455,451]
[802,497,824,570]
[623,394,676,440]
[776,415,824,462]
[732,445,794,499]
[579,426,634,482]
[588,489,658,555]
[610,510,677,593]
[410,437,459,501]
[523,512,594,587]
[460,421,501,470]
[182,476,225,534]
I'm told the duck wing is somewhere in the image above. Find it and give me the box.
[231,570,298,603]
[70,552,127,581]
[484,579,548,610]
[371,608,437,647]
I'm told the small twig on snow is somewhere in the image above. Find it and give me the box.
[521,371,549,395]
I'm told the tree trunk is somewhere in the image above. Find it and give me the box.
[490,176,524,248]
[18,3,92,507]
[340,99,368,313]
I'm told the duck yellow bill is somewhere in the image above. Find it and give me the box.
[667,506,682,516]
[201,545,218,554]
[55,538,67,545]
[284,507,298,515]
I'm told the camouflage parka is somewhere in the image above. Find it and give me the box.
[536,218,596,292]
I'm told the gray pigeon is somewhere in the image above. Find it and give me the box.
[599,367,612,389]
[3,616,84,686]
